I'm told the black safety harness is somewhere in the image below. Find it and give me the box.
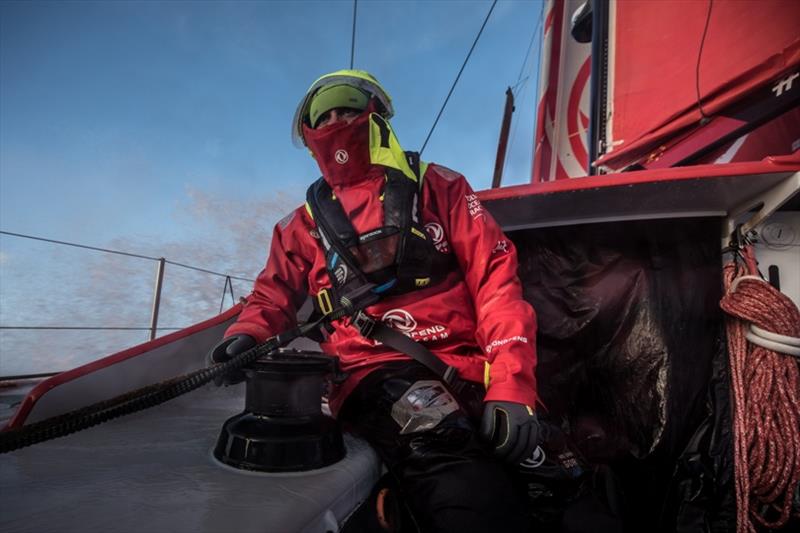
[305,151,463,389]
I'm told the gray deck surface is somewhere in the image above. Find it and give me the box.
[0,383,381,533]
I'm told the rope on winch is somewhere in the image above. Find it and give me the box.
[1,300,356,454]
[720,245,800,532]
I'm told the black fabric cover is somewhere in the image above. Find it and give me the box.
[339,361,529,533]
[511,217,735,532]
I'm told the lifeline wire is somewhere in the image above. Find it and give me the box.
[350,0,357,68]
[721,256,800,532]
[164,259,253,282]
[0,229,251,334]
[0,230,254,282]
[0,230,159,261]
[420,0,498,156]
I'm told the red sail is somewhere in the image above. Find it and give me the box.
[595,0,800,171]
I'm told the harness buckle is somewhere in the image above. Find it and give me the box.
[352,311,376,337]
[316,289,334,315]
[442,365,459,386]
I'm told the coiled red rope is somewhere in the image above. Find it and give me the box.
[721,247,800,532]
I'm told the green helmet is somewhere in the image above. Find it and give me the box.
[308,85,370,129]
[292,69,394,148]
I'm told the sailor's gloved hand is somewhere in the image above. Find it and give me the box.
[207,334,256,386]
[480,401,541,464]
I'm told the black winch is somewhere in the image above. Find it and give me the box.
[213,348,346,472]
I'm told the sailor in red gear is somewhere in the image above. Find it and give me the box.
[209,70,540,531]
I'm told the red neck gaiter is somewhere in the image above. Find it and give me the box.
[302,101,381,187]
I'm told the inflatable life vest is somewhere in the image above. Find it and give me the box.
[305,151,454,316]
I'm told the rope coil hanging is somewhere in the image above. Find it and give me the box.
[720,245,800,532]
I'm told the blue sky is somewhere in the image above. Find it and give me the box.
[0,0,543,374]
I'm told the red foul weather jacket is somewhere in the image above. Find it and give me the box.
[226,163,538,415]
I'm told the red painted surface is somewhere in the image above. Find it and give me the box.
[596,0,800,170]
[480,156,800,202]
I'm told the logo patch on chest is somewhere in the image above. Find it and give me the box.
[381,308,450,342]
[424,222,450,253]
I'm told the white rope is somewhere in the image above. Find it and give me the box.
[746,326,800,357]
[729,275,764,293]
[752,324,800,347]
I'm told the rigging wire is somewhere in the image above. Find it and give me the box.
[695,0,714,120]
[504,1,545,179]
[350,0,357,69]
[420,0,498,156]
[516,9,541,85]
[510,75,529,95]
[503,78,529,177]
[0,230,254,282]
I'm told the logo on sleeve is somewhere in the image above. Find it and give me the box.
[465,193,485,220]
[492,240,508,254]
[484,335,528,354]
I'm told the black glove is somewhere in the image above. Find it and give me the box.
[206,334,256,386]
[480,401,541,465]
